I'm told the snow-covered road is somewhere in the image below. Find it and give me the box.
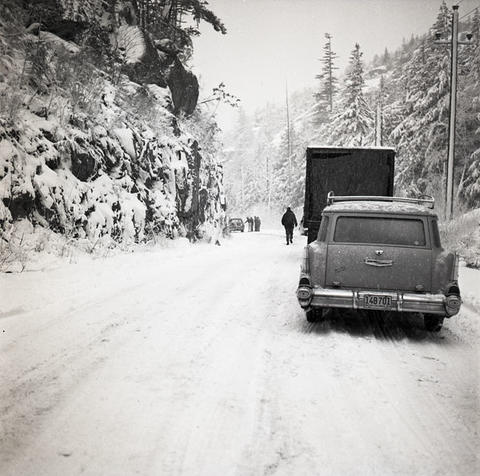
[1,231,479,476]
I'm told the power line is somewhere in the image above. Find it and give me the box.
[459,4,480,20]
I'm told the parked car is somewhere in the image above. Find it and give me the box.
[297,193,461,331]
[228,218,245,232]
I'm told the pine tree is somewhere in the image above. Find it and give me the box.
[314,33,338,118]
[329,43,373,146]
[433,0,451,37]
[386,2,451,198]
[460,8,480,206]
[382,47,391,67]
[132,0,226,56]
[271,122,304,210]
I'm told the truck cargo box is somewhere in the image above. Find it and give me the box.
[303,146,395,243]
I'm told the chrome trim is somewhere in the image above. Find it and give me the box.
[364,258,393,267]
[301,287,456,315]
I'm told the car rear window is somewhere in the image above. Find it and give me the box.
[333,216,426,246]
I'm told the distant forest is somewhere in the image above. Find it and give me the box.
[224,1,480,219]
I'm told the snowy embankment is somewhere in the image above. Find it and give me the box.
[461,265,480,313]
[0,8,226,247]
[1,231,479,476]
[441,208,480,269]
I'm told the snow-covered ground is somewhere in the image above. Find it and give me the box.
[1,230,479,476]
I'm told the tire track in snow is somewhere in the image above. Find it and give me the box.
[2,232,479,475]
[1,244,242,470]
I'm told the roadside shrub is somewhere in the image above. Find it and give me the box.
[440,209,480,268]
[51,48,105,122]
[0,222,29,272]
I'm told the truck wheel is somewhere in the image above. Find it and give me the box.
[424,314,444,332]
[306,308,323,323]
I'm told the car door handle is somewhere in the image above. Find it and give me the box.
[364,258,393,267]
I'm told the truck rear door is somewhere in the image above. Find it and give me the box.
[304,148,395,243]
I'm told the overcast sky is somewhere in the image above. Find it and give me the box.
[190,0,479,130]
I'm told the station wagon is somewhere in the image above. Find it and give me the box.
[297,193,461,331]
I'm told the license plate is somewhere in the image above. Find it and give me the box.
[364,294,393,309]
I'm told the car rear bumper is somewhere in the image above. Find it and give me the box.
[297,286,461,316]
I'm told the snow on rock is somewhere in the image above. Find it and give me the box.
[146,84,172,110]
[117,25,146,64]
[113,127,137,159]
[0,95,224,246]
[0,2,225,252]
[38,31,80,54]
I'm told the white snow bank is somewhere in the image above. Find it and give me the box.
[459,265,480,313]
[441,208,480,268]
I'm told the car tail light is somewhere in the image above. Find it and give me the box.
[445,294,461,316]
[297,286,313,307]
[297,287,312,300]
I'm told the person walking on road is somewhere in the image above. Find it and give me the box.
[281,207,297,245]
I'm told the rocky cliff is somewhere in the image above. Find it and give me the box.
[0,0,225,248]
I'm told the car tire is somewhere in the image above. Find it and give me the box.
[424,314,444,332]
[306,308,323,323]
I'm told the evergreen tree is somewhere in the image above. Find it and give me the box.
[329,43,373,146]
[382,47,391,67]
[271,122,304,210]
[314,33,338,118]
[461,8,480,206]
[132,0,226,58]
[387,2,451,198]
[223,2,480,213]
[433,0,451,37]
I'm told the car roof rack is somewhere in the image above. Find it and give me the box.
[326,191,435,209]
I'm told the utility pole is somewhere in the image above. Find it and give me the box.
[435,5,472,220]
[446,5,459,221]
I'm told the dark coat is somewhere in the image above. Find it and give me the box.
[281,208,297,229]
